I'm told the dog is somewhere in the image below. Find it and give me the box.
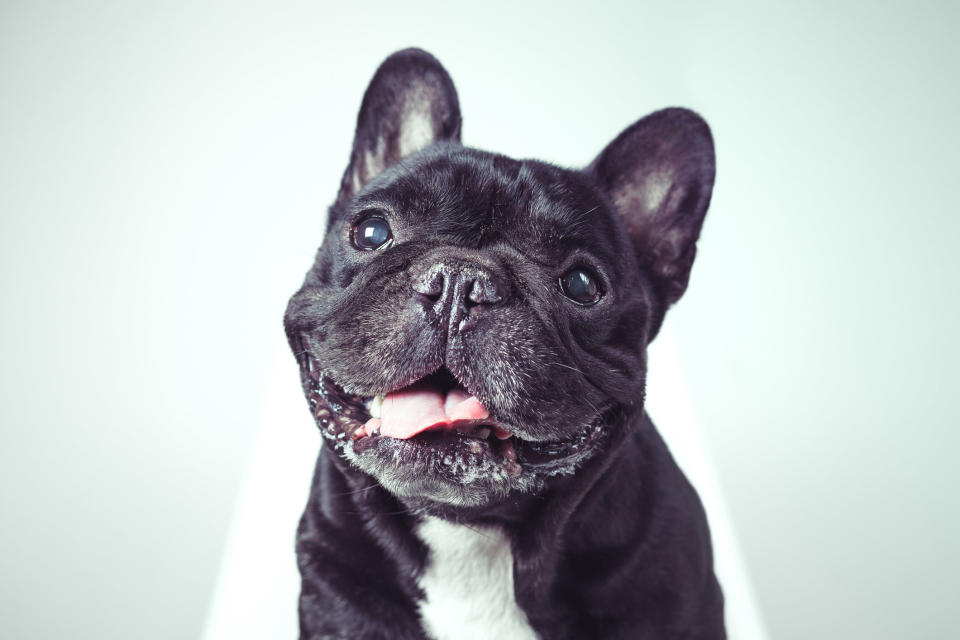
[284,48,725,639]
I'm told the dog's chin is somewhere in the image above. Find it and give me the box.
[299,356,611,509]
[347,434,525,508]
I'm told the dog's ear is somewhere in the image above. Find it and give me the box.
[589,108,715,306]
[337,48,461,205]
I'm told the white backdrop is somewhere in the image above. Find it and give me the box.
[2,2,958,639]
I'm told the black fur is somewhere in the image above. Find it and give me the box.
[284,48,725,639]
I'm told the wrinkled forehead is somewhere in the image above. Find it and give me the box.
[350,146,624,259]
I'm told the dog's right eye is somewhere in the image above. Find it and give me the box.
[352,215,392,250]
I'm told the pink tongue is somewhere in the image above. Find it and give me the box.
[375,381,490,440]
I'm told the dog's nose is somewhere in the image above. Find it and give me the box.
[412,259,508,317]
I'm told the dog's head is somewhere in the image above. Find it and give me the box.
[284,49,714,510]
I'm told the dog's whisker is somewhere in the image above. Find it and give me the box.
[544,360,587,376]
[332,482,382,497]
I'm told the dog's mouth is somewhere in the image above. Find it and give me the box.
[299,353,609,481]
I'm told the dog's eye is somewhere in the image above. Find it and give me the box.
[559,268,602,305]
[352,215,392,250]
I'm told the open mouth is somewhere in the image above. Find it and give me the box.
[299,354,610,478]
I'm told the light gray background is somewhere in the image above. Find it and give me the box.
[2,1,958,639]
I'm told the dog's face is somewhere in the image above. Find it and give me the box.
[285,50,714,510]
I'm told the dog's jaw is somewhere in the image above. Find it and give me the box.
[296,348,615,509]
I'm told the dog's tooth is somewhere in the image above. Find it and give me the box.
[363,417,381,437]
[476,427,491,439]
[368,394,384,419]
[500,440,521,476]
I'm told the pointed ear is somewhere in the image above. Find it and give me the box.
[336,48,462,205]
[589,108,715,306]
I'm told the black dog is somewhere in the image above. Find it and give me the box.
[284,49,724,639]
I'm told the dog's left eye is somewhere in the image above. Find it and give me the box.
[352,215,392,250]
[560,267,602,305]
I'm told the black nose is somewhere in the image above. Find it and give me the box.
[412,259,508,318]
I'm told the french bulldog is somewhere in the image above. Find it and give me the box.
[284,48,725,639]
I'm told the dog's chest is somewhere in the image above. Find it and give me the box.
[416,517,538,640]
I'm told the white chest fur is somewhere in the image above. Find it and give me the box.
[416,516,538,640]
